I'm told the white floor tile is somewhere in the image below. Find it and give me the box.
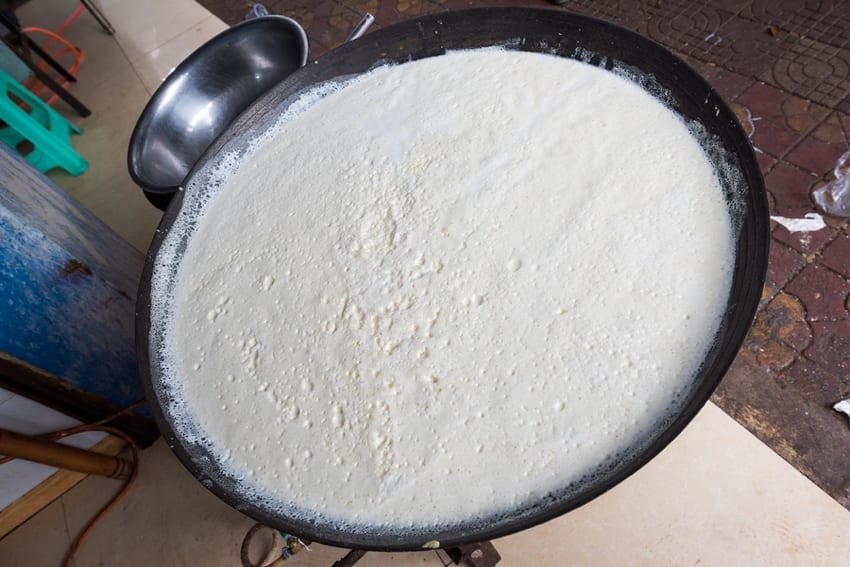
[0,497,70,567]
[67,441,255,567]
[0,394,105,510]
[0,394,81,433]
[16,1,132,92]
[97,0,215,62]
[59,459,124,544]
[494,402,850,566]
[54,440,447,567]
[47,62,163,251]
[130,15,227,92]
[0,387,17,407]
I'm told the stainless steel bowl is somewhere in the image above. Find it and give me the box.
[127,15,308,196]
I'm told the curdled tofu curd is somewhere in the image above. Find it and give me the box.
[156,49,735,529]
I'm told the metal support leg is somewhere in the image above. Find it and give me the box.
[80,0,115,35]
[445,541,501,567]
[332,549,367,567]
[1,13,76,82]
[1,37,90,116]
[0,13,90,116]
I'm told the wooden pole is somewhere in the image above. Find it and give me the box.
[0,428,131,480]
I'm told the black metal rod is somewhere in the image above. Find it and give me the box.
[332,549,367,567]
[0,13,77,83]
[22,33,77,83]
[80,0,115,35]
[2,37,90,116]
[0,13,90,116]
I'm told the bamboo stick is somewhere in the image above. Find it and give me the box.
[0,428,131,479]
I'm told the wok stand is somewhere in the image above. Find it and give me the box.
[259,535,501,566]
[330,541,500,567]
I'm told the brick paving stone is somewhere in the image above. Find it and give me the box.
[749,114,806,158]
[709,16,790,77]
[820,233,850,277]
[701,65,755,102]
[262,0,319,28]
[805,320,850,374]
[707,0,750,13]
[812,109,850,143]
[766,37,850,109]
[763,239,805,299]
[784,263,850,321]
[780,95,832,134]
[771,222,837,256]
[776,357,850,407]
[559,0,651,35]
[809,3,850,49]
[763,161,819,217]
[734,83,829,157]
[754,150,777,174]
[742,291,811,369]
[786,127,850,177]
[735,81,787,116]
[743,0,835,33]
[644,3,735,58]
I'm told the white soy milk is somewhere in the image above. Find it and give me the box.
[159,49,734,529]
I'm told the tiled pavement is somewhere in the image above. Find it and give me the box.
[198,0,850,509]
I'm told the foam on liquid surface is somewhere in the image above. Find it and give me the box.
[157,50,735,530]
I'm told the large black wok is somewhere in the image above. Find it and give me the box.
[137,7,769,552]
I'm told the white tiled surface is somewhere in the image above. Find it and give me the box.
[44,59,161,251]
[130,15,227,92]
[0,388,105,510]
[0,388,82,434]
[495,402,850,565]
[0,497,70,567]
[97,0,217,62]
[3,1,850,565]
[0,460,63,511]
[0,388,14,407]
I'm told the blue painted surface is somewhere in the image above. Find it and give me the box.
[0,146,148,409]
[0,206,141,406]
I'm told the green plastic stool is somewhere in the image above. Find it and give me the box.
[0,69,88,175]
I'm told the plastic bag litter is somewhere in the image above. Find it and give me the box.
[812,150,850,218]
[770,212,826,232]
[834,399,850,424]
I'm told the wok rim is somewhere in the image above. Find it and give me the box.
[135,6,769,551]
